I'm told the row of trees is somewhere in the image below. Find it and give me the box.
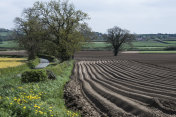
[15,0,134,60]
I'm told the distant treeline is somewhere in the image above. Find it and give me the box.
[87,32,176,42]
[0,28,176,42]
[136,34,176,41]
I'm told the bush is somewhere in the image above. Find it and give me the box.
[28,58,40,69]
[46,70,56,80]
[21,69,47,83]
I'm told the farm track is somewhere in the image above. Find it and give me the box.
[65,51,176,117]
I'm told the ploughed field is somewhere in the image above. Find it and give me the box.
[73,51,176,117]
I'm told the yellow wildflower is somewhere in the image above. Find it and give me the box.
[18,87,23,89]
[39,111,43,114]
[34,104,38,107]
[0,60,25,68]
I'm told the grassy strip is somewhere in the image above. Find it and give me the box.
[139,51,176,54]
[0,60,80,117]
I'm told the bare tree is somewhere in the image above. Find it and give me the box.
[107,26,134,56]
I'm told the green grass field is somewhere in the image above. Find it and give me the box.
[82,42,112,50]
[0,40,18,49]
[0,32,11,37]
[82,40,176,52]
[131,41,169,47]
[163,41,176,44]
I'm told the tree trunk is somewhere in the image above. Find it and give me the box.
[28,47,36,60]
[114,47,119,56]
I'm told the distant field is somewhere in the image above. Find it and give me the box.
[130,47,165,51]
[139,51,176,54]
[132,41,168,47]
[82,42,112,50]
[0,32,10,36]
[0,40,176,52]
[82,40,176,51]
[0,40,18,49]
[131,41,176,51]
[163,41,176,44]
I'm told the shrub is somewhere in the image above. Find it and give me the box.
[21,69,47,83]
[28,58,40,69]
[46,70,56,80]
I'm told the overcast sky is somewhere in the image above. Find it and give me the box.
[0,0,176,34]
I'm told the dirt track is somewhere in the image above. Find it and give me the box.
[64,51,176,117]
[0,50,27,56]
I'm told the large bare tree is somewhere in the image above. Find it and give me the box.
[107,26,134,56]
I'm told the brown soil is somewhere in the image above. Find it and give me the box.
[64,65,104,117]
[0,50,27,56]
[64,51,176,117]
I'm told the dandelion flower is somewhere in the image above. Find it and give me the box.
[23,106,26,109]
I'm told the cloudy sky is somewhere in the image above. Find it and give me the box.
[0,0,176,34]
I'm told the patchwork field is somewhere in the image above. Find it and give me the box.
[66,51,176,117]
[82,40,176,51]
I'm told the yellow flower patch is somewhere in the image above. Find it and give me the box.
[0,62,25,68]
[0,57,26,61]
[0,57,26,69]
